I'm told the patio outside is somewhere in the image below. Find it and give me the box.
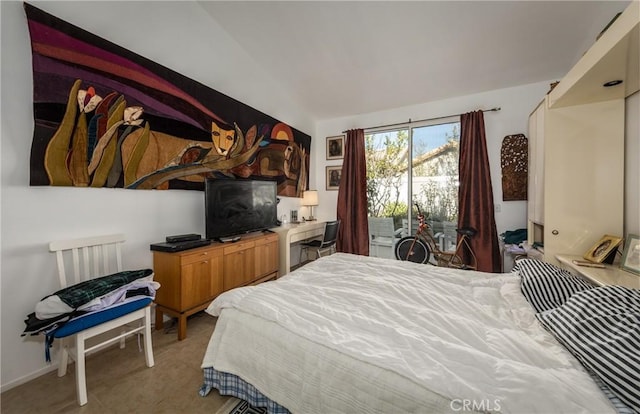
[366,122,460,258]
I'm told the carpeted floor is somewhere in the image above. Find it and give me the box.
[1,311,233,414]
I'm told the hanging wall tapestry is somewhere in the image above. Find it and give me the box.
[24,3,310,197]
[500,134,528,201]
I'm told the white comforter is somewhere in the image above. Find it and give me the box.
[204,253,615,413]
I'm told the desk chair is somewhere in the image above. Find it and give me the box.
[48,234,155,406]
[299,220,340,262]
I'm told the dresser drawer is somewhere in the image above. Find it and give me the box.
[255,233,278,246]
[223,240,255,255]
[180,248,221,265]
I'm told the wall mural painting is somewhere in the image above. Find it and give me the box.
[24,4,310,197]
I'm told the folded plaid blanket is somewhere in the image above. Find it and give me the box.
[48,268,153,309]
[22,268,156,337]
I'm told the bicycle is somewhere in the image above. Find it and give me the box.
[394,204,478,270]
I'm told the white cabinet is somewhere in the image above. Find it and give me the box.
[546,100,624,262]
[526,1,637,264]
[528,97,625,263]
[548,1,639,108]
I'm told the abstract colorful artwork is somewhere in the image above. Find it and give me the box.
[24,3,310,196]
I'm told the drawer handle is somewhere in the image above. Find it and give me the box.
[552,230,559,235]
[200,252,208,256]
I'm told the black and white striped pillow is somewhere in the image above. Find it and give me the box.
[518,259,593,313]
[536,286,640,412]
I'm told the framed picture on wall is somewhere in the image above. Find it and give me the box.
[326,166,342,190]
[326,135,345,160]
[620,234,640,275]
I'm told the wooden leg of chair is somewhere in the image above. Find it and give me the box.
[58,339,69,377]
[143,307,155,367]
[75,335,88,406]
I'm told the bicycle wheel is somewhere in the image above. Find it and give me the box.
[395,236,431,264]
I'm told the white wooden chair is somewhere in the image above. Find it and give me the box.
[48,234,154,406]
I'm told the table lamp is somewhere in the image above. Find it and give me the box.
[302,190,318,221]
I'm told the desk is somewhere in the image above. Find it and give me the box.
[271,221,326,276]
[556,254,640,289]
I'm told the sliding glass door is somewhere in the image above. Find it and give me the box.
[365,118,460,257]
[410,121,460,251]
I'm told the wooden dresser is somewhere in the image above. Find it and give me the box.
[152,231,279,340]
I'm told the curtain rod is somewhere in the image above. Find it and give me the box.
[342,107,501,133]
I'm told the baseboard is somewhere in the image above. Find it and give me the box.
[1,330,144,393]
[0,364,58,393]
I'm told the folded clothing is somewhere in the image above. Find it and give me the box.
[35,268,155,319]
[23,268,159,337]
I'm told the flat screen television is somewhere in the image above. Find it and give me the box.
[205,179,278,241]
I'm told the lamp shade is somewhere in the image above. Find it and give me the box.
[302,190,319,206]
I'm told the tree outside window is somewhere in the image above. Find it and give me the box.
[365,122,460,237]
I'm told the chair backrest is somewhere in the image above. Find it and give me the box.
[401,219,420,237]
[321,220,340,247]
[49,234,126,288]
[439,222,458,251]
[368,217,396,241]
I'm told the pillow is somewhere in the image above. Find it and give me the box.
[536,286,640,412]
[518,259,593,313]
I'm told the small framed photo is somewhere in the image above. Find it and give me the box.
[326,135,345,160]
[620,234,640,275]
[326,166,342,191]
[582,234,623,263]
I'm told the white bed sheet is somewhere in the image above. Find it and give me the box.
[203,253,615,413]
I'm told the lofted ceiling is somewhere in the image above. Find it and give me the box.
[198,1,631,121]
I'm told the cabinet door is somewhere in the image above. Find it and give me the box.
[181,259,214,310]
[543,100,624,262]
[223,241,255,290]
[534,104,545,224]
[255,235,278,278]
[207,249,224,299]
[527,107,537,223]
[179,247,224,310]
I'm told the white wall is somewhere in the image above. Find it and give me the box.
[313,81,552,236]
[0,0,313,391]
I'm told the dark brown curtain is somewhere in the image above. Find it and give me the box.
[458,111,501,272]
[336,129,369,255]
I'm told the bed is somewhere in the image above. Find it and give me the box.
[200,253,639,413]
